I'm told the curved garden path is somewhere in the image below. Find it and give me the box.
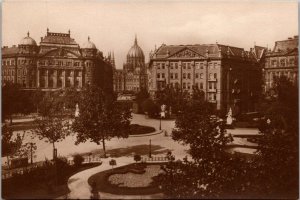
[67,156,134,199]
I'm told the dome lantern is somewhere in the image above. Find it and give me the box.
[19,31,37,46]
[82,36,97,49]
[127,35,144,59]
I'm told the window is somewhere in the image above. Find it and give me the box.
[187,82,191,89]
[157,63,160,69]
[213,94,216,100]
[170,63,174,69]
[213,82,217,89]
[209,82,212,89]
[200,73,204,79]
[183,82,186,89]
[214,73,217,79]
[162,63,165,69]
[289,58,295,65]
[200,63,204,69]
[214,63,217,68]
[162,73,165,78]
[195,82,199,88]
[182,63,186,69]
[209,73,213,80]
[187,73,191,79]
[271,60,277,66]
[195,62,200,70]
[175,63,178,69]
[280,59,286,67]
[175,73,178,79]
[157,73,160,78]
[200,82,203,89]
[170,73,173,79]
[183,73,186,79]
[196,73,199,79]
[187,63,191,69]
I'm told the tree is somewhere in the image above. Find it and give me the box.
[30,88,44,114]
[133,154,141,163]
[2,124,23,168]
[135,89,150,113]
[109,159,116,169]
[253,76,298,198]
[73,154,84,167]
[2,83,24,124]
[72,85,131,158]
[156,99,249,198]
[32,92,71,160]
[141,98,160,118]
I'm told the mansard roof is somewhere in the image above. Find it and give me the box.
[152,43,260,61]
[2,46,19,56]
[41,31,78,46]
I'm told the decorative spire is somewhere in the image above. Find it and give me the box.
[88,36,90,41]
[47,27,49,33]
[27,31,30,37]
[68,29,70,35]
[134,34,137,45]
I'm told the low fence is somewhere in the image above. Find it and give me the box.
[141,156,169,163]
[2,159,75,180]
[2,161,46,180]
[82,157,102,164]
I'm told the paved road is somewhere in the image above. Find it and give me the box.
[2,114,258,165]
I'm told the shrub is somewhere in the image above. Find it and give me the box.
[73,154,84,167]
[134,154,141,163]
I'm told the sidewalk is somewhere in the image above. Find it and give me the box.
[67,156,135,199]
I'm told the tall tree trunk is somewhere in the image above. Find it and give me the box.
[52,142,56,160]
[6,156,10,169]
[102,137,106,158]
[10,115,12,125]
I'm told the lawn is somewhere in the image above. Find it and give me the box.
[88,163,165,195]
[2,162,101,199]
[129,124,156,135]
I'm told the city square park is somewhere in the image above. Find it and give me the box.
[2,77,298,199]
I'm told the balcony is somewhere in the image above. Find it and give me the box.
[208,78,217,82]
[208,88,217,92]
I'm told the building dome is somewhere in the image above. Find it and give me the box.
[19,32,37,46]
[127,36,144,58]
[82,36,97,49]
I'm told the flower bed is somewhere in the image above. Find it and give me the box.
[129,124,155,135]
[108,165,162,188]
[88,163,165,195]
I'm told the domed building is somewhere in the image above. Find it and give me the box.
[121,35,147,92]
[2,29,113,93]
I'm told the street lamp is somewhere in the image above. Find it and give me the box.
[159,104,166,131]
[149,139,152,158]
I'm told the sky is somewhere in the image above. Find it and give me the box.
[2,0,298,69]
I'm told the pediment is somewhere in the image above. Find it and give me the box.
[41,48,81,58]
[169,48,205,59]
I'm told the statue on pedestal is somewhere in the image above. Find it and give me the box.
[75,103,79,117]
[226,107,233,126]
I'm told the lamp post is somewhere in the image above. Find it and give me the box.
[149,139,152,158]
[159,115,162,130]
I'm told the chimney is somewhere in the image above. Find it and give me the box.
[288,37,292,40]
[12,45,16,47]
[294,35,298,39]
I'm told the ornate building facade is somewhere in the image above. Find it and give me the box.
[148,43,266,114]
[113,36,147,93]
[264,35,298,91]
[2,29,113,92]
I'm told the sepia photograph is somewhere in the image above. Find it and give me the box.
[1,0,298,199]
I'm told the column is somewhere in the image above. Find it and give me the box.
[62,70,66,88]
[53,70,57,88]
[45,70,49,88]
[72,70,75,87]
[37,69,40,88]
[79,70,83,88]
